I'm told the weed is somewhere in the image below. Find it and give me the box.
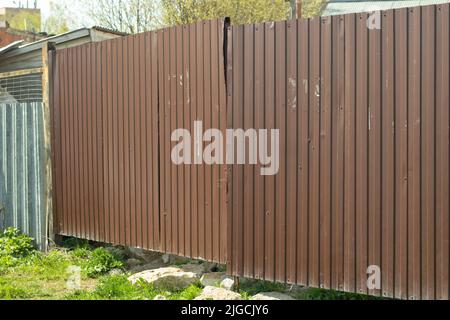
[296,287,383,300]
[238,290,251,300]
[238,279,287,296]
[66,275,155,300]
[169,284,203,300]
[83,248,124,278]
[62,237,91,249]
[0,283,31,299]
[70,247,91,259]
[0,227,36,258]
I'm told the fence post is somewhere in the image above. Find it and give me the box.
[41,42,55,251]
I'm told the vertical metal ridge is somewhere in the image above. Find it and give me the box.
[0,102,46,249]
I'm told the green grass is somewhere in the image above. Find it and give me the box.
[0,228,204,300]
[237,277,382,300]
[65,276,203,300]
[0,228,123,299]
[294,287,385,300]
[238,280,287,298]
[0,248,100,299]
[0,228,384,300]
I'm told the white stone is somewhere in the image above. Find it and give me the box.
[162,254,170,264]
[194,286,242,300]
[220,277,235,290]
[251,292,295,300]
[200,272,226,287]
[153,295,167,300]
[128,266,200,290]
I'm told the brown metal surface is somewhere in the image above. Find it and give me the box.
[52,30,161,252]
[226,4,450,299]
[157,20,228,262]
[50,4,449,299]
[51,20,228,263]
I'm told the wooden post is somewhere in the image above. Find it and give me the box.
[297,0,302,18]
[41,42,54,251]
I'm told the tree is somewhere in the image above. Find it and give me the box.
[161,0,291,26]
[42,0,74,35]
[82,0,161,34]
[301,0,327,18]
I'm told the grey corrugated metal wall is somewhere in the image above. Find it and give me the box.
[0,102,47,249]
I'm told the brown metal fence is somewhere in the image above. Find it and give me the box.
[51,32,162,251]
[50,4,450,299]
[226,4,449,300]
[157,20,228,262]
[51,20,228,263]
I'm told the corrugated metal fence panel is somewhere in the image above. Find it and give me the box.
[52,20,228,263]
[52,32,161,251]
[157,20,228,263]
[50,7,449,298]
[227,4,449,300]
[0,102,47,249]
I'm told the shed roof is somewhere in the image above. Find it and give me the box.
[0,26,125,73]
[0,26,125,60]
[322,0,450,16]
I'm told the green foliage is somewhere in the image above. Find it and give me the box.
[180,285,203,299]
[0,247,89,299]
[301,0,327,18]
[0,254,18,272]
[0,228,36,258]
[67,276,156,300]
[66,276,203,300]
[42,0,75,35]
[238,279,287,296]
[4,9,41,32]
[161,0,291,26]
[104,246,127,261]
[297,287,384,300]
[0,281,31,300]
[70,247,91,259]
[82,0,160,33]
[0,230,384,301]
[71,275,147,300]
[62,237,90,250]
[238,290,251,300]
[83,248,124,278]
